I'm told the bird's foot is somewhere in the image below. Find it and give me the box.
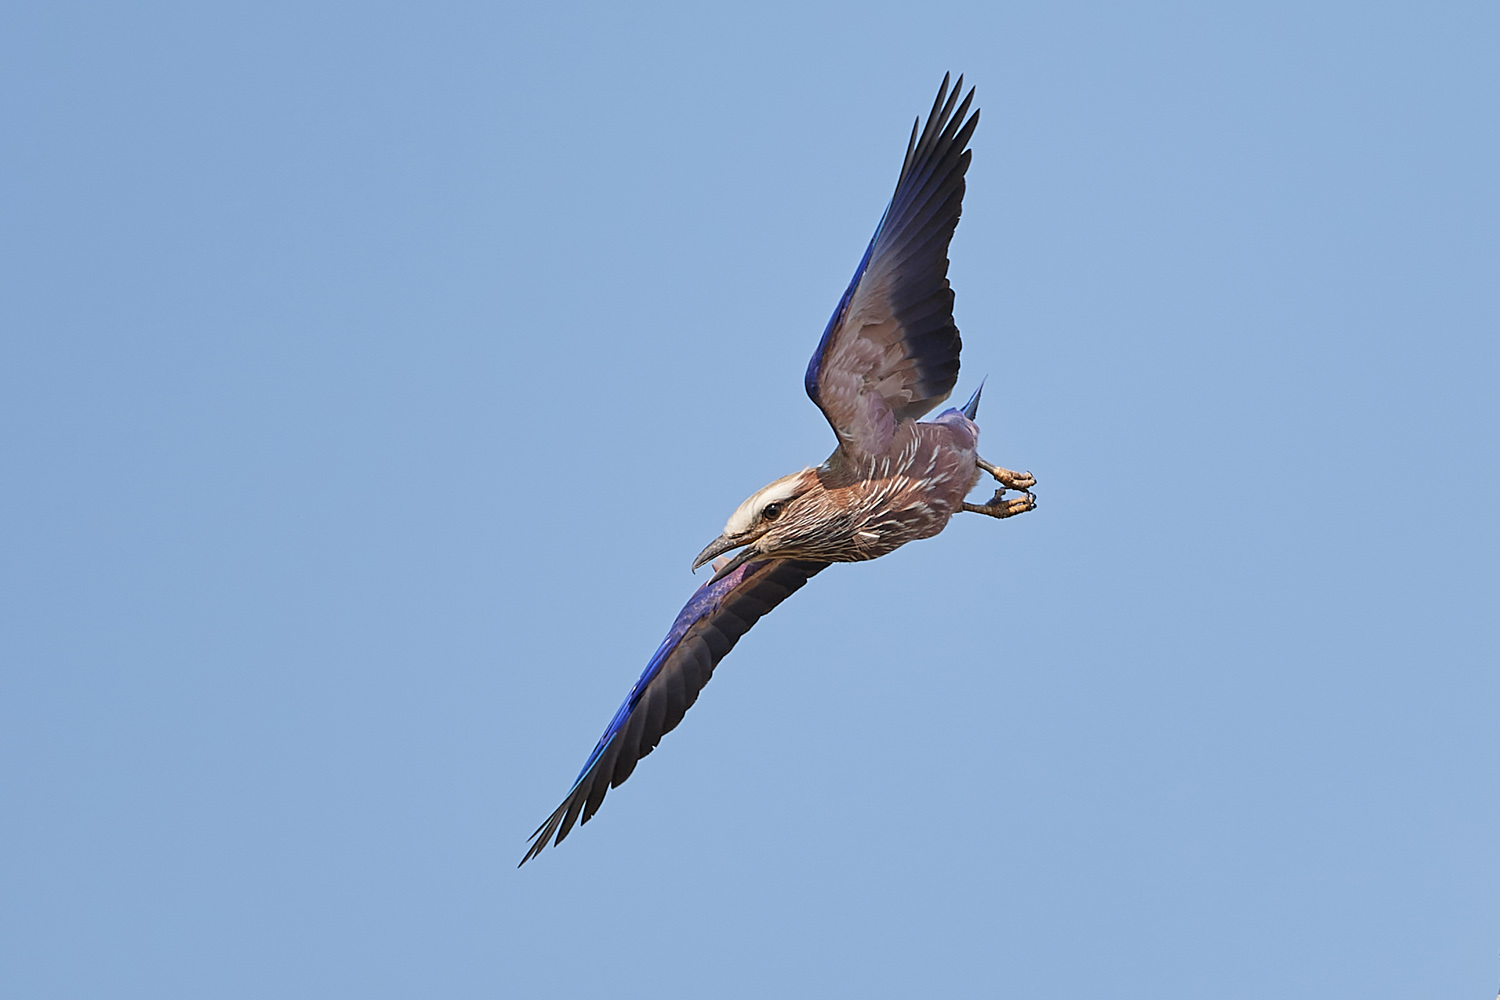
[977,458,1036,492]
[962,489,1035,520]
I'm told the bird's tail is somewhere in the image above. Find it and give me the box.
[961,379,985,420]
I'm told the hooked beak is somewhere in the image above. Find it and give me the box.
[692,533,760,583]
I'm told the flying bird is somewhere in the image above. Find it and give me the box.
[521,75,1035,865]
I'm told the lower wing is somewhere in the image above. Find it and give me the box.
[520,557,829,865]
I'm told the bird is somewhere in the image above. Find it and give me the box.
[521,74,1035,865]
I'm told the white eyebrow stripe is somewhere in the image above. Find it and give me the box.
[723,471,809,535]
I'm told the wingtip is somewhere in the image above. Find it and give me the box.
[519,820,552,867]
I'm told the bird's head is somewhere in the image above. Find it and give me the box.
[692,468,824,581]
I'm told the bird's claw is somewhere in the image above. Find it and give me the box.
[965,457,1037,517]
[962,489,1036,520]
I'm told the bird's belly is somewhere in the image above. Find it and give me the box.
[845,512,946,560]
[813,419,980,563]
[837,474,972,562]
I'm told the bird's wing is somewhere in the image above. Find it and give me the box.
[521,557,828,864]
[804,74,977,459]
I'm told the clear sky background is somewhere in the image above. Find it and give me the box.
[2,2,1496,997]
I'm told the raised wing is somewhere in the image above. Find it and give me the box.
[804,74,977,458]
[520,557,828,865]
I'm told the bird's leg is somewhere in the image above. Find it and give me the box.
[962,490,1035,519]
[977,458,1035,493]
[962,456,1037,519]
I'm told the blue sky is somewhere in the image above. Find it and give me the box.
[2,2,1497,997]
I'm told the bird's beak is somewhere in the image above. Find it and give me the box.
[692,533,759,583]
[693,532,745,571]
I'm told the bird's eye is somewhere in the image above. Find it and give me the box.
[762,502,783,521]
